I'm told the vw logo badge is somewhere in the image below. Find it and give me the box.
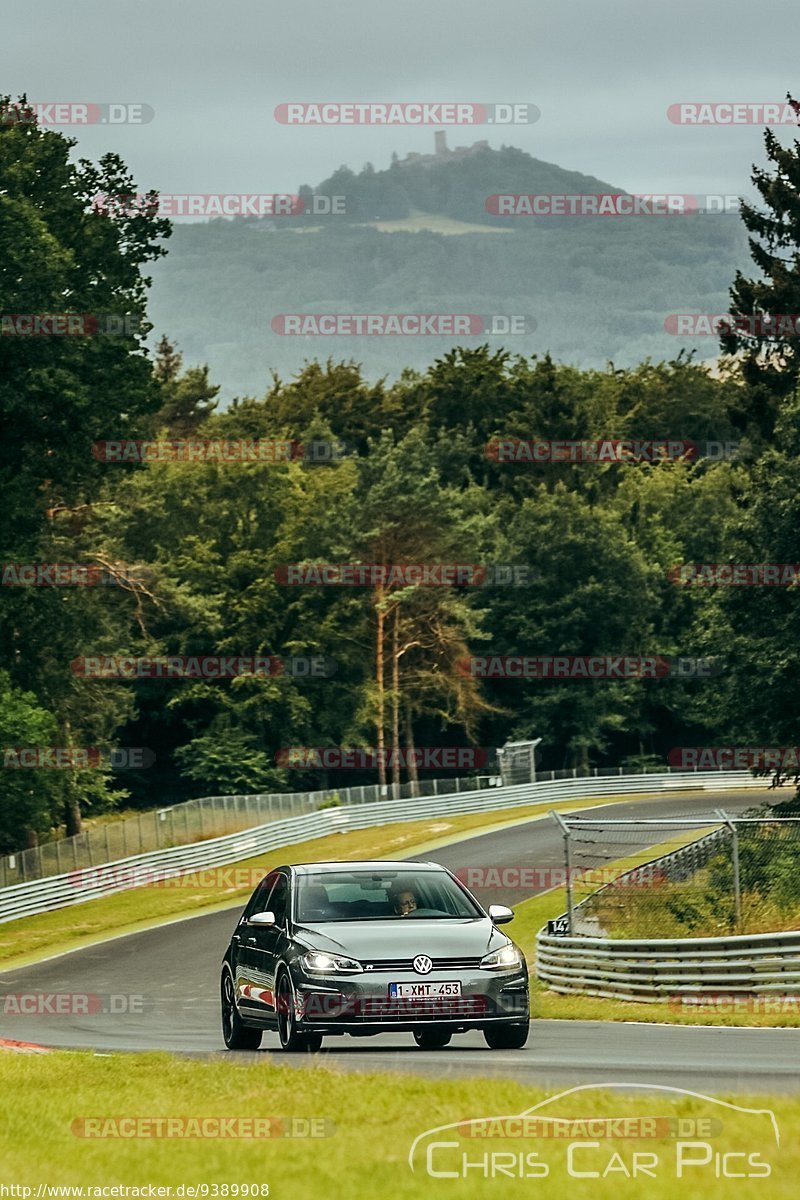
[413,955,433,975]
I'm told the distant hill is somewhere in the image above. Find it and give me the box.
[147,142,749,401]
[310,141,623,225]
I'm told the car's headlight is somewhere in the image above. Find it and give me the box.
[480,944,522,971]
[301,950,363,974]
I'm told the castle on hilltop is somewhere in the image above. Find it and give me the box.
[396,131,490,168]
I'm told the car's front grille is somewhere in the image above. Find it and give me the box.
[299,990,490,1022]
[362,956,483,972]
[347,996,489,1022]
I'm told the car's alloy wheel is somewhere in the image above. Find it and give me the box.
[221,967,262,1050]
[276,971,322,1053]
[483,1019,530,1050]
[413,1028,452,1050]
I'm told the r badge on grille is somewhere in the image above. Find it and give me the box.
[413,955,433,974]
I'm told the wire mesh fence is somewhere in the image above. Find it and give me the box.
[1,769,508,888]
[550,812,800,938]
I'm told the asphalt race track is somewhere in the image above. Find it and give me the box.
[3,789,798,1092]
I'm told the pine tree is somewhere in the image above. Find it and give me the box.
[721,93,800,435]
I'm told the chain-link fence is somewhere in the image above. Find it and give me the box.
[549,811,800,938]
[2,769,511,888]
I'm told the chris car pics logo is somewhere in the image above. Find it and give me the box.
[408,1084,779,1180]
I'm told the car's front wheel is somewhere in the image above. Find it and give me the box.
[221,966,262,1050]
[413,1028,452,1050]
[483,1019,530,1049]
[276,970,322,1053]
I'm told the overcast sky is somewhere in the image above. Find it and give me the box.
[4,0,799,206]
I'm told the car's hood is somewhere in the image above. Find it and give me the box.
[292,917,509,960]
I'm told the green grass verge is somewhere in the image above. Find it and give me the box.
[0,1051,795,1198]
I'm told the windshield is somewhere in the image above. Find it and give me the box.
[294,869,483,923]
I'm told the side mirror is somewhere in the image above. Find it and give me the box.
[248,911,277,927]
[488,904,514,925]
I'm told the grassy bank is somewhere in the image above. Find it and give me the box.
[0,1051,794,1199]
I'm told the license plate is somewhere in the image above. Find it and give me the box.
[388,981,462,998]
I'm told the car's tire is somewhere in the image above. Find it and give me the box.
[221,966,262,1050]
[413,1028,453,1050]
[483,1020,530,1050]
[276,970,323,1053]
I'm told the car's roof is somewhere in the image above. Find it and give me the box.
[289,860,444,875]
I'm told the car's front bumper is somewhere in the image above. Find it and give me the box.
[290,966,530,1033]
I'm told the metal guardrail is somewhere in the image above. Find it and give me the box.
[537,807,800,1000]
[537,928,800,1002]
[0,770,761,925]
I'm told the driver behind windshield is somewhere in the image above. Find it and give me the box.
[391,886,418,916]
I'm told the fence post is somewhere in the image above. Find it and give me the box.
[550,810,574,935]
[717,809,742,932]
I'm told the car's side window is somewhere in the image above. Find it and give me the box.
[242,873,278,921]
[267,874,289,927]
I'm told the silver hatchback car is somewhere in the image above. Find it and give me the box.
[221,860,530,1051]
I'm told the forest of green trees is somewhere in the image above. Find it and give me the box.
[3,97,800,853]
